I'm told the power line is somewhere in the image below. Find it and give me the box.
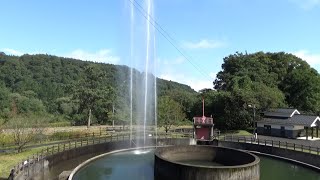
[128,0,213,81]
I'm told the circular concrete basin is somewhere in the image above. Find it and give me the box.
[154,145,260,180]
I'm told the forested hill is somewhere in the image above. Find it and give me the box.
[1,51,319,130]
[0,53,197,125]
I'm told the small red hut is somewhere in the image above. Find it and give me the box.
[193,98,214,142]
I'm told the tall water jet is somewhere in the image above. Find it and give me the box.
[143,0,152,145]
[129,0,134,148]
[129,0,156,147]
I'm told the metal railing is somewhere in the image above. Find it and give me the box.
[223,135,320,155]
[1,126,153,150]
[5,133,320,179]
[7,132,192,179]
[193,117,214,125]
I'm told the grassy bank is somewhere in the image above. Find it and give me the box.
[0,147,46,179]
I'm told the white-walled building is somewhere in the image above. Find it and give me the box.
[256,108,320,139]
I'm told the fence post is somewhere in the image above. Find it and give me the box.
[75,140,77,148]
[264,140,266,146]
[285,142,287,149]
[302,145,304,152]
[271,140,273,147]
[309,146,311,153]
[293,143,295,150]
[27,157,30,177]
[69,141,71,149]
[64,143,66,151]
[58,144,60,152]
[317,147,319,155]
[279,141,280,148]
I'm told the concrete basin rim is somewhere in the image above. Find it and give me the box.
[250,151,320,172]
[154,145,260,169]
[68,146,164,180]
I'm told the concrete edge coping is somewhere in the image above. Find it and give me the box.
[249,151,320,172]
[68,145,171,180]
[155,145,260,169]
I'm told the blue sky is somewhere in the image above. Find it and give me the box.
[1,0,320,91]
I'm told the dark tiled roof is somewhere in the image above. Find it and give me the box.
[263,108,299,118]
[259,114,320,127]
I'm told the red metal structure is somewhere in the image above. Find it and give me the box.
[193,98,214,142]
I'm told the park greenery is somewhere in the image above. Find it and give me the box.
[0,51,320,178]
[0,51,320,134]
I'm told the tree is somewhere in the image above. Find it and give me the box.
[157,96,186,133]
[0,53,197,125]
[72,64,115,125]
[6,116,46,152]
[0,85,10,118]
[281,67,320,113]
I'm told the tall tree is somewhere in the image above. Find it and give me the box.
[72,64,115,125]
[157,96,186,133]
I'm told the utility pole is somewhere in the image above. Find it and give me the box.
[201,97,205,123]
[87,108,91,128]
[112,104,115,128]
[248,104,256,138]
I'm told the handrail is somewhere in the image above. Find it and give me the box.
[8,132,190,179]
[222,135,320,155]
[193,117,214,124]
[7,133,320,179]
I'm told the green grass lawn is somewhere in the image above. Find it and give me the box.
[0,146,46,179]
[222,130,252,136]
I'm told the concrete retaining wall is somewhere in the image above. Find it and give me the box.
[14,138,190,180]
[14,137,320,180]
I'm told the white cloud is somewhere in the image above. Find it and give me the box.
[292,50,320,67]
[1,48,24,56]
[1,48,121,64]
[65,49,120,64]
[160,71,216,92]
[158,56,185,65]
[290,0,320,10]
[182,39,226,49]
